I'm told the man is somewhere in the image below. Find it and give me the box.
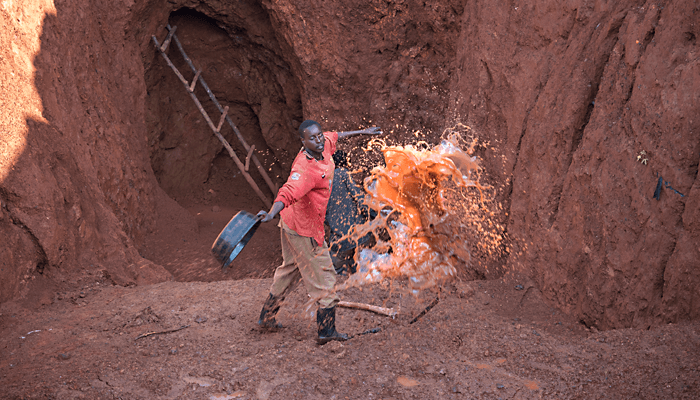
[256,120,381,344]
[326,150,375,275]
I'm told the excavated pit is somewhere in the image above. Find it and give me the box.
[1,0,698,330]
[1,1,700,398]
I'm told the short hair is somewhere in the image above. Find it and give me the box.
[298,119,321,138]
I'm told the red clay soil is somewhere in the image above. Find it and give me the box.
[449,1,700,329]
[1,0,700,398]
[2,272,699,399]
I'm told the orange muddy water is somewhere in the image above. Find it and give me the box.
[345,133,506,291]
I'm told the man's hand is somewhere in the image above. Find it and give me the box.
[257,201,285,223]
[364,127,382,135]
[257,210,273,223]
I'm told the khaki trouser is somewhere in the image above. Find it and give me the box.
[269,219,339,308]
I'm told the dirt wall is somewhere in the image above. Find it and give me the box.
[0,0,173,303]
[449,0,700,329]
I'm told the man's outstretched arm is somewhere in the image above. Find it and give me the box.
[337,127,382,139]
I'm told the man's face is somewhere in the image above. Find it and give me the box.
[301,124,325,154]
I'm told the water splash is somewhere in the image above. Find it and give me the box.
[342,128,505,292]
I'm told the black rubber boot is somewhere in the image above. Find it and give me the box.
[316,306,348,344]
[257,293,283,330]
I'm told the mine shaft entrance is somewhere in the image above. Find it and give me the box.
[142,6,301,282]
[145,7,301,209]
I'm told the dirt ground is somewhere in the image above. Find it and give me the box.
[2,274,699,399]
[2,199,699,400]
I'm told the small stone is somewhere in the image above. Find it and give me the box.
[497,384,505,389]
[169,349,178,355]
[195,315,208,324]
[514,284,524,290]
[396,376,419,387]
[325,341,344,353]
[58,353,71,360]
[484,350,490,357]
[79,292,86,298]
[532,330,540,336]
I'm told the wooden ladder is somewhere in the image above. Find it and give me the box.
[152,25,277,208]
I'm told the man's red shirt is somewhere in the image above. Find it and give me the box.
[275,131,338,245]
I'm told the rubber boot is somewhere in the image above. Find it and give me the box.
[316,306,348,344]
[257,293,283,330]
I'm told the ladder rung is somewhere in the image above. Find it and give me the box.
[152,36,189,87]
[189,69,202,92]
[245,145,255,172]
[160,25,177,53]
[216,106,229,133]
